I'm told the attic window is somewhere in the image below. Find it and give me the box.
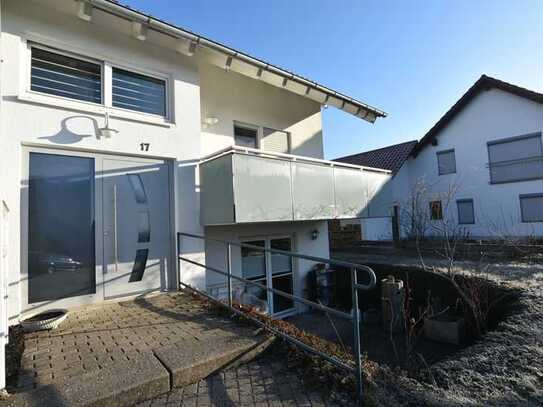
[437,149,456,175]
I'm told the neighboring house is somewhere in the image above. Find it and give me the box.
[338,75,543,240]
[0,0,390,332]
[335,140,417,240]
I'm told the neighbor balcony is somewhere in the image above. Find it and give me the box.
[199,146,392,226]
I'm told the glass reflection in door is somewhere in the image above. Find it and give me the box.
[241,240,267,304]
[28,153,96,303]
[270,238,294,313]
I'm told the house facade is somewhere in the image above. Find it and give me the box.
[338,75,543,241]
[0,0,390,331]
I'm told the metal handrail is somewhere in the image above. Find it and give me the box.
[177,231,377,402]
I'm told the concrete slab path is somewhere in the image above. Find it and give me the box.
[2,292,272,406]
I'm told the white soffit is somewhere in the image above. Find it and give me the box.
[74,0,387,122]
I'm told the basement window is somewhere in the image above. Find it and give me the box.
[30,47,102,104]
[430,200,443,220]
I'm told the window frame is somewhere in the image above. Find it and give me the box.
[487,132,543,184]
[456,198,475,225]
[233,121,261,149]
[429,200,443,220]
[110,64,169,119]
[436,148,457,176]
[240,234,296,317]
[23,40,172,124]
[519,193,543,223]
[28,43,104,106]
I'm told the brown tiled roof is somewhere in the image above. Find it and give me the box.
[334,140,418,174]
[413,75,543,155]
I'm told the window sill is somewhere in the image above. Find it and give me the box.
[17,91,174,128]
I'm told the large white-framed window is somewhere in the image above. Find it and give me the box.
[487,133,543,184]
[25,42,171,124]
[240,235,295,316]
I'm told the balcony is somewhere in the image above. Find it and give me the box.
[199,146,392,226]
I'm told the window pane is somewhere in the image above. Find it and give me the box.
[457,200,475,224]
[520,195,543,222]
[234,125,258,148]
[272,274,294,313]
[270,238,292,275]
[437,150,456,175]
[262,128,290,153]
[241,240,266,280]
[430,201,443,220]
[28,153,96,303]
[112,68,166,116]
[31,47,101,104]
[488,135,543,183]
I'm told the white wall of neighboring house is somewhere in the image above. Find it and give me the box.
[364,86,543,240]
[1,0,351,327]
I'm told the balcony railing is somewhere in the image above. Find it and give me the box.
[199,146,392,225]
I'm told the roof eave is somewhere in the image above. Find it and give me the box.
[87,0,387,122]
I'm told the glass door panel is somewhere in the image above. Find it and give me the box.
[270,238,294,313]
[241,240,267,303]
[28,153,96,303]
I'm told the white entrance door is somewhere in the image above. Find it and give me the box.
[102,157,171,299]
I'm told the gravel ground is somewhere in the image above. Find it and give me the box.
[333,251,543,406]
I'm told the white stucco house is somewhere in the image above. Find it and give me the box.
[337,75,543,241]
[0,0,393,371]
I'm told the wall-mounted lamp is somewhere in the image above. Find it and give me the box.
[99,112,119,139]
[203,116,219,127]
[310,229,319,240]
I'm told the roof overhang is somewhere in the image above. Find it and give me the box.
[75,0,387,123]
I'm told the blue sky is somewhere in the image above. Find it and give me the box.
[124,0,543,159]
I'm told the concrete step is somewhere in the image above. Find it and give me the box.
[2,333,274,407]
[154,333,276,388]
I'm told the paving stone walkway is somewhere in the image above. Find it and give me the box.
[14,292,256,392]
[139,354,353,407]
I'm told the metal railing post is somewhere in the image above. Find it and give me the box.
[351,267,363,402]
[226,243,233,308]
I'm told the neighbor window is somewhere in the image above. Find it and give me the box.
[261,127,291,154]
[487,133,543,184]
[457,199,475,224]
[31,47,102,104]
[520,193,543,222]
[430,200,443,220]
[112,68,166,116]
[437,149,456,175]
[234,124,258,148]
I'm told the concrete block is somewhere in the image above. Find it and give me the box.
[6,353,169,407]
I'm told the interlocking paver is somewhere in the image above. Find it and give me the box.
[138,353,356,407]
[12,292,257,392]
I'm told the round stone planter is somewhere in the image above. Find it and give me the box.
[21,309,68,332]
